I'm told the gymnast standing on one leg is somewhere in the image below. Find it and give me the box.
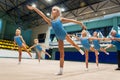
[27,5,87,75]
[73,30,99,70]
[13,29,32,64]
[92,31,109,55]
[28,39,51,62]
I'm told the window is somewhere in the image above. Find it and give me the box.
[38,33,46,43]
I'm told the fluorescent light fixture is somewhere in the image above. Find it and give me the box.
[95,13,98,16]
[103,11,106,14]
[47,0,52,2]
[46,13,50,16]
[61,8,65,12]
[32,4,36,8]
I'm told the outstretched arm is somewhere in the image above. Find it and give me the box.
[29,45,35,50]
[61,18,86,30]
[97,38,105,41]
[110,37,120,42]
[12,40,16,50]
[71,34,80,40]
[102,38,111,41]
[27,5,51,25]
[88,37,95,40]
[40,44,49,48]
[89,37,111,41]
[93,37,106,41]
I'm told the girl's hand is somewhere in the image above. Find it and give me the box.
[28,48,31,51]
[81,25,87,30]
[27,5,34,10]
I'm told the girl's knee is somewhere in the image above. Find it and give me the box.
[60,54,64,58]
[19,53,22,56]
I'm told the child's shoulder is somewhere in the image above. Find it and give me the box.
[19,35,22,37]
[14,35,19,37]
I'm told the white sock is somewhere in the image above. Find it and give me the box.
[79,49,84,55]
[60,68,63,73]
[56,68,63,75]
[96,66,99,69]
[18,62,21,64]
[106,52,109,55]
[98,52,100,55]
[85,68,89,71]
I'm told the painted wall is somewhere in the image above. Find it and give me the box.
[0,19,6,39]
[0,17,32,45]
[48,47,118,64]
[22,29,32,46]
[31,24,50,46]
[4,21,17,40]
[118,16,120,25]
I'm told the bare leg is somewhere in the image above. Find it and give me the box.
[42,50,51,58]
[95,50,99,67]
[90,47,99,67]
[66,35,84,55]
[56,40,64,75]
[58,40,64,68]
[22,43,32,58]
[100,48,109,55]
[85,50,89,69]
[18,47,22,63]
[37,52,41,62]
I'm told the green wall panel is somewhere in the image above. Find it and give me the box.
[118,17,120,25]
[0,12,32,45]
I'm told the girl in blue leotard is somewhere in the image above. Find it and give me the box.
[92,31,109,55]
[14,29,32,64]
[27,5,87,75]
[29,39,51,62]
[73,30,99,70]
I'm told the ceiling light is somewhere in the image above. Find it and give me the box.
[103,11,106,14]
[95,13,98,16]
[47,0,52,2]
[46,13,50,16]
[32,4,36,8]
[61,8,65,12]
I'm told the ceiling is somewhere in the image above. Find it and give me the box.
[0,0,119,29]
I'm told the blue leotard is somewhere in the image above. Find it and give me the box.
[51,18,67,40]
[14,36,23,47]
[80,37,90,50]
[93,39,100,50]
[111,34,120,50]
[35,44,42,52]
